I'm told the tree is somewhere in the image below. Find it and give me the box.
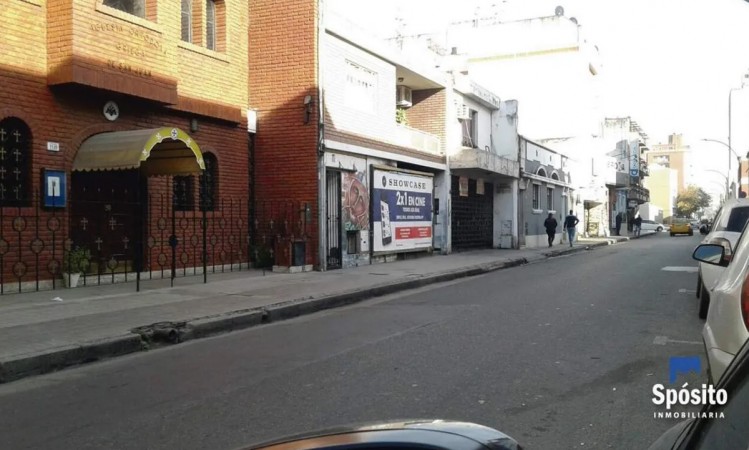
[676,185,711,217]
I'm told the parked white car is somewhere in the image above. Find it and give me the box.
[696,198,749,319]
[693,227,749,382]
[639,219,666,232]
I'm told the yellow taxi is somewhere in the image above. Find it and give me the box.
[670,217,693,236]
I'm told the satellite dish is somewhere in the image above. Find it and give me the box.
[555,6,564,16]
[570,17,578,24]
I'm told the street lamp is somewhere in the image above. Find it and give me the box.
[701,138,742,198]
[728,71,749,196]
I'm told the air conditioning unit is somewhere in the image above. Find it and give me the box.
[456,104,470,120]
[396,85,412,108]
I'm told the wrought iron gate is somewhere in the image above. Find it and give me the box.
[325,171,342,269]
[451,176,494,249]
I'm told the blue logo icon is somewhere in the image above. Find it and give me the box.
[669,356,701,383]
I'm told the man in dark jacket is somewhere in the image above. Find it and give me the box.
[544,213,558,247]
[615,212,622,236]
[564,210,580,247]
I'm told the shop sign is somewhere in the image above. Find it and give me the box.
[372,168,433,253]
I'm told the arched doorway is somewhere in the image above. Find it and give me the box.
[71,127,205,289]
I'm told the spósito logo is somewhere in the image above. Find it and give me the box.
[651,356,727,419]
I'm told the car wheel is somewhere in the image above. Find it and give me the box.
[657,226,663,232]
[689,231,693,236]
[670,232,674,236]
[698,284,710,319]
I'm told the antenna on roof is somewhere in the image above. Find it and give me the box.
[555,6,564,16]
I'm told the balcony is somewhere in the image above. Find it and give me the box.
[450,148,519,178]
[628,185,650,205]
[640,159,650,177]
[394,124,442,156]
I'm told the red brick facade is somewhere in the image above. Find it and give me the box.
[248,0,320,267]
[408,89,448,155]
[1,0,250,286]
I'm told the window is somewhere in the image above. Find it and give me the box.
[206,0,216,50]
[719,207,749,233]
[173,176,194,211]
[344,60,377,113]
[461,109,478,148]
[103,0,145,18]
[551,172,560,181]
[532,184,540,210]
[691,362,749,448]
[0,118,32,207]
[181,0,193,42]
[537,167,547,177]
[547,187,554,210]
[199,153,217,211]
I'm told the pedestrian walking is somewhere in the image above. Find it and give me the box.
[544,213,558,247]
[564,210,579,247]
[634,214,642,237]
[615,212,622,236]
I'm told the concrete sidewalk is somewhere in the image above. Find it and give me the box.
[0,232,655,383]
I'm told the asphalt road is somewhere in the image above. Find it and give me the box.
[0,232,707,450]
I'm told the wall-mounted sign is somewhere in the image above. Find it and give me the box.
[372,167,433,253]
[629,141,640,178]
[43,169,66,208]
[459,176,469,197]
[46,142,60,152]
[103,101,120,121]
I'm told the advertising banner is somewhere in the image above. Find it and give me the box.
[372,168,433,253]
[630,141,640,178]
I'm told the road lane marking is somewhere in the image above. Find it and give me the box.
[653,336,702,345]
[679,288,696,294]
[661,266,698,273]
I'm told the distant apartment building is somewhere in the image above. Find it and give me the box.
[646,134,692,194]
[444,11,601,140]
[643,166,678,222]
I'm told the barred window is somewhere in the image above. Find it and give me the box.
[173,175,194,211]
[0,118,32,207]
[532,184,540,210]
[199,153,217,211]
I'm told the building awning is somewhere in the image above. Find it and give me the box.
[72,127,205,176]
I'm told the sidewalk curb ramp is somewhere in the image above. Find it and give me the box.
[0,238,627,384]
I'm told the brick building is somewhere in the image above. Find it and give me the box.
[250,5,450,270]
[1,0,250,292]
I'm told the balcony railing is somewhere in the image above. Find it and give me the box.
[628,185,650,204]
[394,124,442,156]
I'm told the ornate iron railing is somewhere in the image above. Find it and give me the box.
[0,195,310,295]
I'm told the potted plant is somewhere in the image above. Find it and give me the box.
[395,107,408,125]
[62,246,91,288]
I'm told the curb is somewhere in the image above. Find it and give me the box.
[0,238,620,384]
[0,334,144,384]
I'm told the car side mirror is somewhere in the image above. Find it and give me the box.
[693,244,728,266]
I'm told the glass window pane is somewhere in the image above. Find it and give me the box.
[181,0,192,42]
[103,0,145,18]
[206,0,216,50]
